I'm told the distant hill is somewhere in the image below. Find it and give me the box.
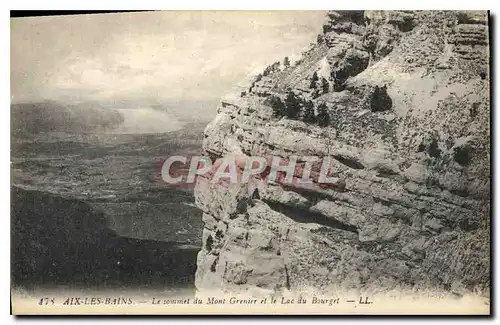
[11,100,125,136]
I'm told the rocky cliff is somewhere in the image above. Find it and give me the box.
[194,11,490,298]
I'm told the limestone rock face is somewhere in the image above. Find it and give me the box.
[194,11,490,297]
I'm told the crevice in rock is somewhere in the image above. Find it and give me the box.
[333,154,365,169]
[450,188,470,198]
[458,218,480,231]
[284,263,291,290]
[333,83,347,92]
[264,200,358,233]
[398,20,415,33]
[244,231,249,248]
[375,167,399,178]
[251,188,261,200]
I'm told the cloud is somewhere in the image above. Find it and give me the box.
[11,11,327,103]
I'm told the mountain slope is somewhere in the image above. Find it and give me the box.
[11,101,124,136]
[194,11,490,297]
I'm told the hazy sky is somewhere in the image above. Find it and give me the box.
[11,11,326,104]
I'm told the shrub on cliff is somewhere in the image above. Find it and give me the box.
[370,85,392,112]
[316,103,330,127]
[317,34,324,44]
[262,62,281,77]
[283,56,290,68]
[331,49,370,91]
[302,100,316,123]
[310,71,319,89]
[266,95,287,118]
[321,77,330,94]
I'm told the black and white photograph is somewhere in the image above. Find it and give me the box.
[9,10,491,315]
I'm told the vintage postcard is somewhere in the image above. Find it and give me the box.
[10,10,491,315]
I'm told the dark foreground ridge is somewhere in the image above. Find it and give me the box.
[11,186,199,291]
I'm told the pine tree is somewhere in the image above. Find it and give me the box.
[310,71,319,89]
[272,61,281,72]
[316,103,330,127]
[370,85,392,112]
[285,91,301,119]
[302,100,316,123]
[283,56,290,68]
[267,96,286,118]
